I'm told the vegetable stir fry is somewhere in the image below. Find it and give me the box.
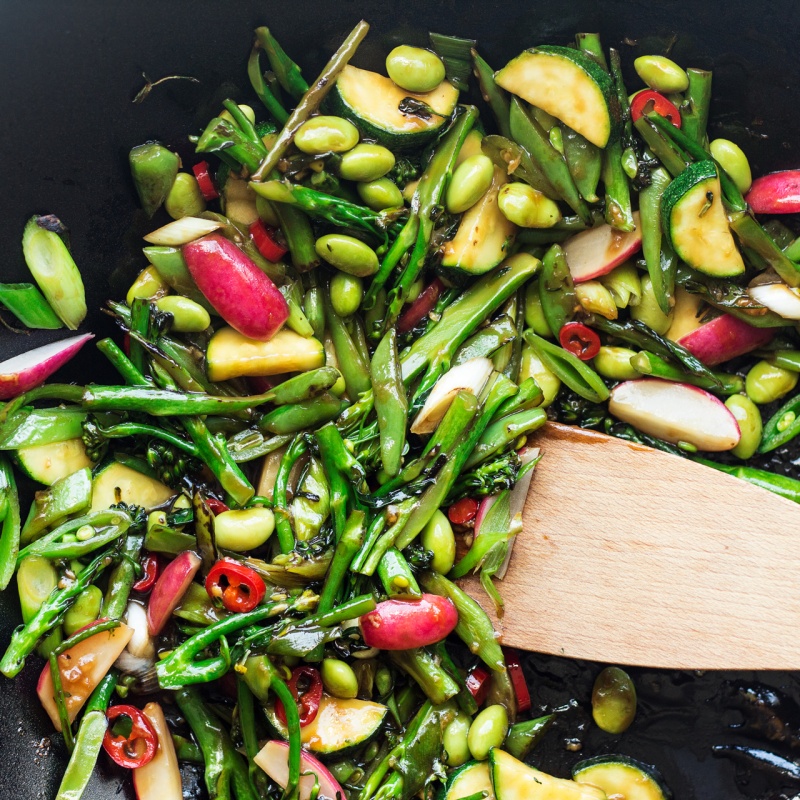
[3,18,800,800]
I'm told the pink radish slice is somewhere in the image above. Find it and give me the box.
[254,740,344,800]
[564,213,642,283]
[147,551,202,636]
[0,333,93,399]
[609,379,741,452]
[745,170,800,214]
[133,703,183,800]
[360,594,458,650]
[183,233,289,341]
[677,313,774,365]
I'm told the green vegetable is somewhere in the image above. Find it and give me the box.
[129,142,180,217]
[0,283,63,329]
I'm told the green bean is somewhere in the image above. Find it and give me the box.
[633,115,689,178]
[102,530,144,621]
[696,458,800,503]
[575,32,608,70]
[370,329,407,478]
[538,244,575,335]
[258,393,345,435]
[464,407,547,469]
[377,547,421,598]
[0,456,20,591]
[273,436,308,554]
[255,26,308,100]
[639,167,675,315]
[0,283,63,329]
[471,51,511,138]
[388,647,460,705]
[325,292,372,399]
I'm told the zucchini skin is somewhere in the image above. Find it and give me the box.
[572,754,671,800]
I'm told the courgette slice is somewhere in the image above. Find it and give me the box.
[572,755,670,800]
[661,160,745,277]
[91,461,175,512]
[494,46,617,149]
[443,760,495,800]
[490,749,606,800]
[264,694,387,757]
[328,65,460,149]
[15,438,94,485]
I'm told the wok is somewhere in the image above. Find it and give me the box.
[3,1,800,798]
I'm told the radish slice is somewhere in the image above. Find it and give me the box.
[609,379,741,452]
[748,282,800,320]
[564,212,642,283]
[360,595,458,650]
[147,551,201,636]
[0,333,93,400]
[254,740,344,800]
[745,170,800,214]
[133,702,183,800]
[410,357,494,434]
[677,313,774,365]
[143,217,222,246]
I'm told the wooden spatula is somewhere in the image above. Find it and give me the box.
[460,422,800,670]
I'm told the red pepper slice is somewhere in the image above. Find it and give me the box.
[192,160,219,201]
[630,90,682,129]
[249,219,289,262]
[397,278,445,335]
[205,558,266,613]
[448,497,479,526]
[205,496,229,515]
[466,664,491,707]
[103,705,158,769]
[503,647,532,714]
[275,666,324,728]
[558,321,601,361]
[132,554,160,594]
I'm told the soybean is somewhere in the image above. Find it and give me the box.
[709,138,753,194]
[338,144,396,182]
[357,178,404,211]
[446,154,494,214]
[631,276,673,335]
[386,45,446,93]
[443,712,472,767]
[498,183,562,228]
[126,265,169,305]
[321,658,359,699]
[156,295,211,332]
[295,116,360,155]
[634,55,689,93]
[213,507,275,551]
[316,234,380,277]
[330,272,364,318]
[594,346,641,381]
[165,172,207,219]
[63,585,104,637]
[592,666,637,734]
[745,360,799,405]
[468,704,509,761]
[420,510,456,575]
[726,394,763,460]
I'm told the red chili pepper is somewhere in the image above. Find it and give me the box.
[503,647,532,714]
[205,558,266,613]
[559,321,601,361]
[275,666,324,728]
[103,705,158,769]
[466,664,491,706]
[249,219,289,262]
[132,554,160,593]
[205,496,229,515]
[397,278,445,335]
[448,496,479,526]
[630,90,681,129]
[192,161,219,201]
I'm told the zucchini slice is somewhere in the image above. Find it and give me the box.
[328,65,460,149]
[573,755,670,800]
[15,438,94,485]
[661,160,745,278]
[494,46,617,149]
[444,761,495,800]
[490,749,606,800]
[264,694,387,757]
[91,461,175,511]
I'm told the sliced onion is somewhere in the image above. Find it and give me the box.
[125,599,155,661]
[748,281,800,320]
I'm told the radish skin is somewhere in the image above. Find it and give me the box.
[254,740,344,800]
[147,551,202,636]
[745,170,800,214]
[564,213,642,283]
[677,313,774,365]
[360,594,458,650]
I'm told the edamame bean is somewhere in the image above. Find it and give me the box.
[357,178,404,211]
[126,265,169,305]
[631,276,673,335]
[524,281,553,337]
[725,394,763,460]
[316,234,380,277]
[295,115,360,155]
[213,507,275,551]
[443,712,472,767]
[338,144,396,182]
[634,55,689,93]
[709,138,753,194]
[17,556,58,622]
[745,360,799,405]
[156,295,212,332]
[575,280,618,320]
[330,272,364,318]
[498,183,562,228]
[385,45,446,93]
[165,172,207,219]
[592,666,637,734]
[594,346,641,381]
[446,154,494,214]
[520,345,561,408]
[321,658,359,699]
[63,585,104,637]
[421,509,456,574]
[468,704,509,761]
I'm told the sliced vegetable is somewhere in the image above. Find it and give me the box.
[559,322,602,361]
[90,462,174,512]
[564,214,642,284]
[445,760,495,800]
[254,740,345,800]
[630,90,681,127]
[15,438,94,485]
[192,160,219,201]
[205,558,266,613]
[745,169,800,214]
[103,705,158,769]
[748,280,800,320]
[360,594,458,650]
[147,551,202,636]
[573,755,669,800]
[132,702,183,800]
[676,312,774,366]
[274,666,323,727]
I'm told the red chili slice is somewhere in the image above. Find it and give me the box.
[559,321,601,361]
[192,161,219,201]
[397,278,445,335]
[466,664,491,707]
[249,219,289,262]
[503,647,532,714]
[630,90,681,129]
[205,558,266,613]
[132,554,160,594]
[275,666,323,728]
[103,705,158,769]
[205,496,229,515]
[448,497,479,526]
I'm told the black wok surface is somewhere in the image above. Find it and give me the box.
[3,2,800,798]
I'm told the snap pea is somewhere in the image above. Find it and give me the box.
[538,244,576,335]
[464,407,547,469]
[472,51,512,139]
[604,49,635,231]
[20,468,92,545]
[631,351,743,395]
[639,166,675,315]
[0,457,20,591]
[561,126,602,203]
[255,25,308,100]
[377,547,421,598]
[481,135,558,199]
[523,280,553,337]
[370,329,407,478]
